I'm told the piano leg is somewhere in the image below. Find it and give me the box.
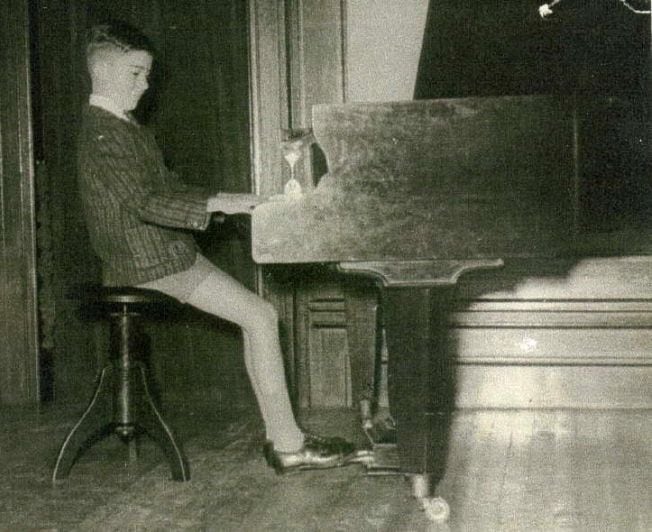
[344,284,382,411]
[382,285,455,499]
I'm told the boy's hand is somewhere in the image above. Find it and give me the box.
[207,193,267,214]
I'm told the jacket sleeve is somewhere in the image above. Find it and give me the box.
[86,124,212,231]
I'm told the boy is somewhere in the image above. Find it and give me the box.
[78,20,355,473]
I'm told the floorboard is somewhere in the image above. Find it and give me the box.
[0,403,649,531]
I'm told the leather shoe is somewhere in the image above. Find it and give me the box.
[263,433,356,474]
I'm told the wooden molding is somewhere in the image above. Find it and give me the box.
[247,0,287,198]
[451,299,652,366]
[0,0,39,403]
[454,365,652,409]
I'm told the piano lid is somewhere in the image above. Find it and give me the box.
[252,96,577,264]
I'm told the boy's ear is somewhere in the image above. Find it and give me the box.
[94,59,110,80]
[89,51,115,83]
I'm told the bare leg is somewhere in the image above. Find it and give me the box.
[186,269,304,452]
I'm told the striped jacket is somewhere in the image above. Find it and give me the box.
[78,105,212,285]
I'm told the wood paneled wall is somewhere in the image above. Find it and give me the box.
[33,0,254,405]
[0,0,39,404]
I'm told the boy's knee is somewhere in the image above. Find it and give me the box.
[259,300,279,323]
[243,300,278,336]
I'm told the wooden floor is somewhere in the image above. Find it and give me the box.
[0,402,649,531]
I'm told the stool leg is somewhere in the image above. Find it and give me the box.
[133,364,190,481]
[127,438,139,463]
[52,366,113,484]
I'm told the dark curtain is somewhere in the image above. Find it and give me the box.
[414,0,649,98]
[414,0,650,234]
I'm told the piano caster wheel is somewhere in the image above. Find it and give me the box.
[410,475,450,523]
[421,496,450,523]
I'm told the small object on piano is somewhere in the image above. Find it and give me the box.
[283,177,303,199]
[283,146,302,168]
[281,129,314,200]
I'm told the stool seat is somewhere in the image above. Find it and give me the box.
[52,285,190,484]
[72,285,178,307]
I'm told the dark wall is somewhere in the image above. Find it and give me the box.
[415,0,650,241]
[0,0,39,403]
[34,0,256,406]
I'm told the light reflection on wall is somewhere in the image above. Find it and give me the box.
[345,0,429,102]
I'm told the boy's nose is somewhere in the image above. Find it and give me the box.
[137,77,149,91]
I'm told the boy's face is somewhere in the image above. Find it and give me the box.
[103,49,153,112]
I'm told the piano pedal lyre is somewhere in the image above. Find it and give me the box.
[347,399,400,474]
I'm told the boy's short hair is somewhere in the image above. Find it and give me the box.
[86,21,155,70]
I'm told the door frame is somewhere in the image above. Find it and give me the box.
[246,0,349,401]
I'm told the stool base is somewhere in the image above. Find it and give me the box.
[52,363,190,484]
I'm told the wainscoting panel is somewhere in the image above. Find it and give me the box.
[295,257,652,409]
[455,365,651,409]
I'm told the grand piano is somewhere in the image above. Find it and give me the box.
[251,96,577,501]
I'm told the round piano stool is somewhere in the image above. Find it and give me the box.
[52,286,190,484]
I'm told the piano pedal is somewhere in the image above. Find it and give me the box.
[360,400,397,445]
[360,443,400,475]
[357,399,400,475]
